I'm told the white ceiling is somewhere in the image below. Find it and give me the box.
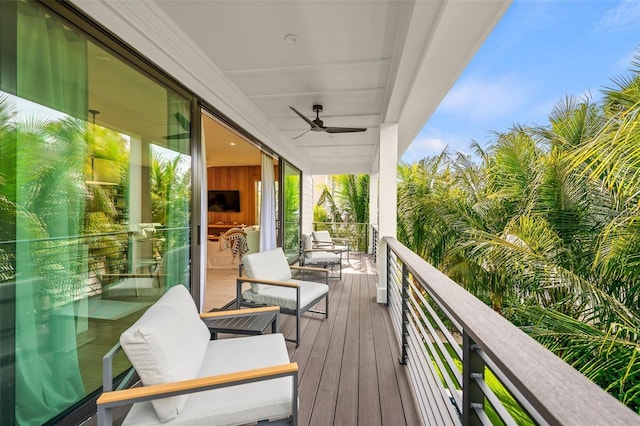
[74,0,510,174]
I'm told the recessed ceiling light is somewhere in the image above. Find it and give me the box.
[229,142,236,146]
[284,33,299,45]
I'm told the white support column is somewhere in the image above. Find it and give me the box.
[377,123,398,303]
[368,172,379,255]
[301,173,314,235]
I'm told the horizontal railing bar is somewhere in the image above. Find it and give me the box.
[407,317,460,425]
[384,237,640,425]
[407,270,463,335]
[472,374,518,426]
[471,403,493,426]
[408,293,463,398]
[476,346,546,425]
[0,226,187,246]
[408,278,463,361]
[409,319,462,419]
[406,325,454,426]
[405,359,434,425]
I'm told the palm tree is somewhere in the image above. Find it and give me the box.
[315,174,370,251]
[396,53,640,410]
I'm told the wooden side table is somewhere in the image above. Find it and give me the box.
[201,307,279,340]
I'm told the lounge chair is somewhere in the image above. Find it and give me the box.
[97,285,297,425]
[312,230,350,263]
[300,234,342,279]
[99,245,190,299]
[237,247,329,347]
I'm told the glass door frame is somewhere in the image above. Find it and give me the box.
[279,160,302,263]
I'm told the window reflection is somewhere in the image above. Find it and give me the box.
[0,2,192,423]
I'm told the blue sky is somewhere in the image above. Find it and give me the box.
[401,0,640,163]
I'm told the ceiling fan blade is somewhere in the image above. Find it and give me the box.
[289,106,320,129]
[162,132,191,140]
[292,129,312,140]
[325,126,367,133]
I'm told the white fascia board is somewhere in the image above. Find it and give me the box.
[382,0,511,160]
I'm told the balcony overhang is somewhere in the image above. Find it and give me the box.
[72,0,510,174]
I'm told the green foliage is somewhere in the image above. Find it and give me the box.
[334,174,369,224]
[315,174,370,250]
[313,204,330,223]
[398,52,640,411]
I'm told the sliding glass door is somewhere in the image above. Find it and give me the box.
[0,2,192,423]
[281,161,301,262]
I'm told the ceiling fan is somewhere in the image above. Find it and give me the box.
[163,112,191,140]
[290,105,366,139]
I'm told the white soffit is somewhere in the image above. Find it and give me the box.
[72,0,510,174]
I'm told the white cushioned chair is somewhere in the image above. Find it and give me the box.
[99,246,190,300]
[244,225,260,255]
[311,230,350,263]
[300,234,342,279]
[97,285,298,425]
[237,247,329,347]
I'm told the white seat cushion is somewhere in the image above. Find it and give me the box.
[243,248,292,293]
[301,234,313,253]
[242,280,328,311]
[306,252,340,264]
[122,334,294,425]
[120,286,211,422]
[105,277,158,298]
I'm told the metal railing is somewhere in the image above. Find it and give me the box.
[312,221,370,252]
[384,237,640,426]
[0,227,188,305]
[371,225,378,263]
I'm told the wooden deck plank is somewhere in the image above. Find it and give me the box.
[307,263,354,426]
[358,261,383,426]
[333,264,360,425]
[380,291,423,425]
[293,276,347,425]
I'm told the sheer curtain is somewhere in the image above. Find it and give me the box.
[198,116,207,311]
[260,153,277,251]
[163,92,191,290]
[14,2,86,423]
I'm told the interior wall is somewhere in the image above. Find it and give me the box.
[207,165,260,225]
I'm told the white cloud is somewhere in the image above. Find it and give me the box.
[401,137,447,163]
[440,74,532,122]
[598,0,640,32]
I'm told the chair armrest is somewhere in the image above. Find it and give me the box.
[98,273,155,281]
[199,305,279,319]
[290,265,330,274]
[302,248,343,255]
[97,362,298,407]
[236,277,301,288]
[312,241,335,248]
[290,265,330,284]
[331,237,349,243]
[331,237,350,245]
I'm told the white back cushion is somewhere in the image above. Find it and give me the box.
[243,247,292,293]
[312,230,332,243]
[120,285,210,422]
[301,234,313,258]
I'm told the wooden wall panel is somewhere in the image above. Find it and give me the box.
[207,165,261,226]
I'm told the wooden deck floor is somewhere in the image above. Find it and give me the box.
[282,253,421,426]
